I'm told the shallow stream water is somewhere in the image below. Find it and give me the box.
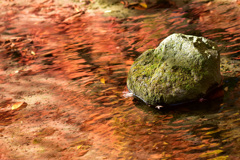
[1,0,240,159]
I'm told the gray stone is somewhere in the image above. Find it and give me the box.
[127,33,221,105]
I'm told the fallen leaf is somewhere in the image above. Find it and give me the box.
[100,77,105,84]
[139,2,147,8]
[11,102,27,110]
[31,51,36,55]
[104,10,112,13]
[224,87,228,91]
[77,145,82,149]
[163,142,168,145]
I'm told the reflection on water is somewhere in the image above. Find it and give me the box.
[1,0,240,159]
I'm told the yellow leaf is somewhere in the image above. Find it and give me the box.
[200,150,223,158]
[31,51,36,55]
[100,78,105,84]
[224,87,228,91]
[205,130,219,135]
[75,8,80,12]
[139,2,147,8]
[163,142,168,145]
[77,145,82,149]
[11,102,27,110]
[209,155,229,160]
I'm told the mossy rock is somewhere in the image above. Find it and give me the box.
[127,33,221,106]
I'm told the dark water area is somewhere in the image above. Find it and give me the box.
[1,0,240,159]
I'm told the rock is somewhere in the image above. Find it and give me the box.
[127,33,221,106]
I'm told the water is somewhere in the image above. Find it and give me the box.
[0,0,240,159]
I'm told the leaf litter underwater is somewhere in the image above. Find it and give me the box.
[0,0,240,159]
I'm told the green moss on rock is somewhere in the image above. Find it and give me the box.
[127,33,221,105]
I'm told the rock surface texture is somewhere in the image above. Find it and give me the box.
[127,33,221,105]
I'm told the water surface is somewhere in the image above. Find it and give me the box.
[1,0,240,159]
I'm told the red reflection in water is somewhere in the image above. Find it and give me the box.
[0,0,240,159]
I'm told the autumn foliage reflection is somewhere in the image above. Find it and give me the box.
[0,0,240,159]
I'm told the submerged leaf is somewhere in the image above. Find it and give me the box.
[31,51,36,55]
[11,102,27,110]
[200,150,223,158]
[139,2,147,8]
[77,145,83,149]
[100,77,105,84]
